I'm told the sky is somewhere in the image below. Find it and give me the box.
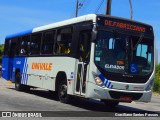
[0,0,159,62]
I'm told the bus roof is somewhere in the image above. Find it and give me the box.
[6,14,153,39]
[6,14,97,39]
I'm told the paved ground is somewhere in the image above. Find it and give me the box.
[0,77,160,120]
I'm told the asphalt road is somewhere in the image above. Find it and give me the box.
[0,77,160,120]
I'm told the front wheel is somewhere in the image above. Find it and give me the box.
[58,81,70,103]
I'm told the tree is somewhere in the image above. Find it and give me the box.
[154,64,160,93]
[0,44,4,63]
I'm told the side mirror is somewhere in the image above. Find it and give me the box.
[92,25,97,42]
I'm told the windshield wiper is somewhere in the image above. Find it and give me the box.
[133,34,144,50]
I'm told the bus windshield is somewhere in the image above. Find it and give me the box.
[94,30,154,75]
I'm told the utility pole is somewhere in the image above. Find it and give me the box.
[75,0,83,17]
[75,0,79,17]
[106,0,112,15]
[129,0,133,20]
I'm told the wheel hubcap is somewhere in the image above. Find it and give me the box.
[60,84,67,98]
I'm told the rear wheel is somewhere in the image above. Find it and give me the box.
[58,81,70,103]
[15,72,22,91]
[15,72,30,92]
[101,99,119,107]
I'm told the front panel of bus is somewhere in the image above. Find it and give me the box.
[86,16,154,102]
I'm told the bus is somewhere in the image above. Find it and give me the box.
[2,14,155,106]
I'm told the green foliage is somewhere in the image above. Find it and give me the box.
[153,79,160,92]
[153,64,160,93]
[155,64,160,76]
[0,44,4,63]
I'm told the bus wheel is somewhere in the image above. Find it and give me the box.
[58,81,70,103]
[15,72,22,91]
[101,99,119,107]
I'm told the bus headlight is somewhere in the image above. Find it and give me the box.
[145,78,154,91]
[95,77,103,86]
[92,71,104,87]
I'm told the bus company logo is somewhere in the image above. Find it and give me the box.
[32,62,53,71]
[16,61,21,65]
[125,85,129,90]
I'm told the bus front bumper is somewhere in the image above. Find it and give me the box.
[86,82,152,103]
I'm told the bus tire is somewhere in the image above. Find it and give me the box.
[58,80,70,103]
[15,72,22,91]
[101,99,119,107]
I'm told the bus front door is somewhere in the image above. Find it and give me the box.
[75,62,88,96]
[75,30,91,96]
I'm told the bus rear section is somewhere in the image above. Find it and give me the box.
[2,38,18,81]
[85,15,154,105]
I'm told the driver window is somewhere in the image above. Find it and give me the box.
[136,44,150,67]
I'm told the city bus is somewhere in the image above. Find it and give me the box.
[2,14,155,106]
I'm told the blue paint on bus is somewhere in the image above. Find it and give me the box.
[2,57,12,80]
[6,29,33,39]
[12,57,27,83]
[2,56,28,83]
[98,74,113,88]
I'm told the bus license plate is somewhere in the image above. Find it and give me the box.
[120,96,132,102]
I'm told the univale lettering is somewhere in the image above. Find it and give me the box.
[32,63,53,71]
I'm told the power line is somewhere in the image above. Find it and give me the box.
[95,0,104,14]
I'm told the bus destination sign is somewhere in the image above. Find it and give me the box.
[97,16,153,35]
[104,20,146,33]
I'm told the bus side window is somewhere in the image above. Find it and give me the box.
[41,31,55,55]
[30,33,42,55]
[20,35,31,56]
[79,31,91,63]
[10,41,17,57]
[4,39,10,57]
[4,38,20,57]
[15,37,21,56]
[9,38,19,57]
[55,27,72,54]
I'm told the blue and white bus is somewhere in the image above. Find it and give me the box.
[2,14,155,106]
